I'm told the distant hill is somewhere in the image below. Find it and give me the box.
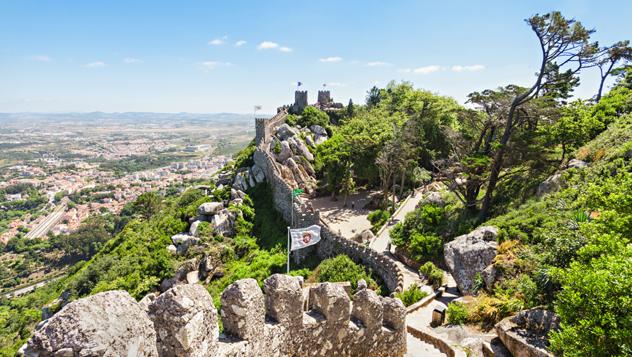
[0,112,273,126]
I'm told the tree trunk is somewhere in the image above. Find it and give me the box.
[464,181,481,212]
[399,170,406,196]
[479,104,518,220]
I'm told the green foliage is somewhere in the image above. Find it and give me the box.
[273,140,281,154]
[549,242,632,356]
[395,283,428,307]
[446,302,469,325]
[575,114,632,162]
[391,203,450,262]
[367,209,390,233]
[285,114,298,126]
[311,255,379,294]
[232,140,256,169]
[297,106,330,128]
[418,262,444,290]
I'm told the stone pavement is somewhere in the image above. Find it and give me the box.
[370,189,426,253]
[405,333,447,357]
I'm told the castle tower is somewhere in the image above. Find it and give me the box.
[294,90,308,113]
[317,90,331,106]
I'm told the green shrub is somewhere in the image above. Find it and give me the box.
[297,106,330,128]
[418,262,444,289]
[389,203,449,262]
[549,243,632,356]
[232,141,256,169]
[395,283,429,307]
[408,232,443,261]
[447,302,469,325]
[311,255,379,293]
[367,209,390,233]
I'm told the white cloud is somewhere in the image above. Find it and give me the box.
[258,41,279,50]
[319,56,342,63]
[199,61,233,71]
[30,55,51,62]
[258,41,292,53]
[413,65,443,74]
[398,68,412,73]
[366,61,391,67]
[234,40,247,47]
[208,36,228,46]
[451,64,485,72]
[123,57,143,64]
[84,61,106,68]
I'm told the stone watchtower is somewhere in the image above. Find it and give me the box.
[291,90,308,114]
[317,90,331,106]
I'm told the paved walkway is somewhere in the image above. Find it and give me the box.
[370,189,425,253]
[369,189,427,290]
[405,333,446,357]
[310,191,375,238]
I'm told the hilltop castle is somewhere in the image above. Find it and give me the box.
[285,90,344,114]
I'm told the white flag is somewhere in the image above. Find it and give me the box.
[290,225,321,251]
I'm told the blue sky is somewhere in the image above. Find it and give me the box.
[1,0,630,113]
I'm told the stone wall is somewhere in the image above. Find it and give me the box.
[254,110,288,146]
[253,115,404,293]
[23,275,407,357]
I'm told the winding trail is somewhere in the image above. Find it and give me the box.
[369,190,426,290]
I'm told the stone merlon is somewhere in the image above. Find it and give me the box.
[22,274,407,357]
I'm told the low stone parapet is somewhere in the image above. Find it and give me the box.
[23,275,407,357]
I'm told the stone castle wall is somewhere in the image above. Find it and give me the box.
[24,275,407,357]
[253,115,404,293]
[255,110,288,146]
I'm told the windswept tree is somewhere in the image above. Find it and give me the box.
[595,41,632,101]
[366,86,382,107]
[479,12,599,219]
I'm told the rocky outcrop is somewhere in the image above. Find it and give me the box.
[24,290,158,357]
[198,201,223,216]
[24,276,407,357]
[170,233,200,255]
[444,226,498,294]
[352,228,375,243]
[567,159,587,169]
[276,123,297,141]
[211,208,236,237]
[149,284,218,356]
[495,308,560,357]
[536,173,563,198]
[536,159,587,198]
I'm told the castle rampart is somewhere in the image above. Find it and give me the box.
[252,115,404,293]
[24,275,407,356]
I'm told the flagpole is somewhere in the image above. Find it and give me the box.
[287,226,291,273]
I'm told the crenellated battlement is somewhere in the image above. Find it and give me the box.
[254,110,288,145]
[23,275,407,357]
[317,90,331,105]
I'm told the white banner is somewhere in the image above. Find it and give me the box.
[290,225,321,251]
